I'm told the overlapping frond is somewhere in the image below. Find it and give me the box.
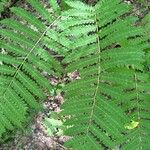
[0,0,62,137]
[142,13,150,75]
[119,69,150,150]
[120,10,150,150]
[60,0,150,149]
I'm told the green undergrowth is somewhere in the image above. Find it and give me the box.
[0,0,150,149]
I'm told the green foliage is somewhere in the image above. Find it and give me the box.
[59,0,150,149]
[44,118,63,136]
[44,112,64,136]
[0,0,10,14]
[0,0,150,149]
[142,13,150,33]
[137,0,150,7]
[142,13,150,82]
[0,0,62,137]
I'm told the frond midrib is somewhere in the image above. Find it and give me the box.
[85,14,101,136]
[1,16,61,99]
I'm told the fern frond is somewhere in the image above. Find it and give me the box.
[60,0,149,149]
[121,80,150,149]
[0,0,62,137]
[121,12,150,150]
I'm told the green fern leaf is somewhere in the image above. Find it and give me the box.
[11,7,46,31]
[0,0,62,137]
[121,12,150,150]
[60,0,149,149]
[49,0,61,16]
[27,0,54,23]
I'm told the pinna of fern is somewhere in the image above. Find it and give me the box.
[59,0,150,149]
[0,0,62,137]
[122,12,150,150]
[142,13,150,76]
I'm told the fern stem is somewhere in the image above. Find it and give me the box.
[86,14,101,135]
[2,16,61,97]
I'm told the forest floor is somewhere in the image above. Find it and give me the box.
[0,0,149,150]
